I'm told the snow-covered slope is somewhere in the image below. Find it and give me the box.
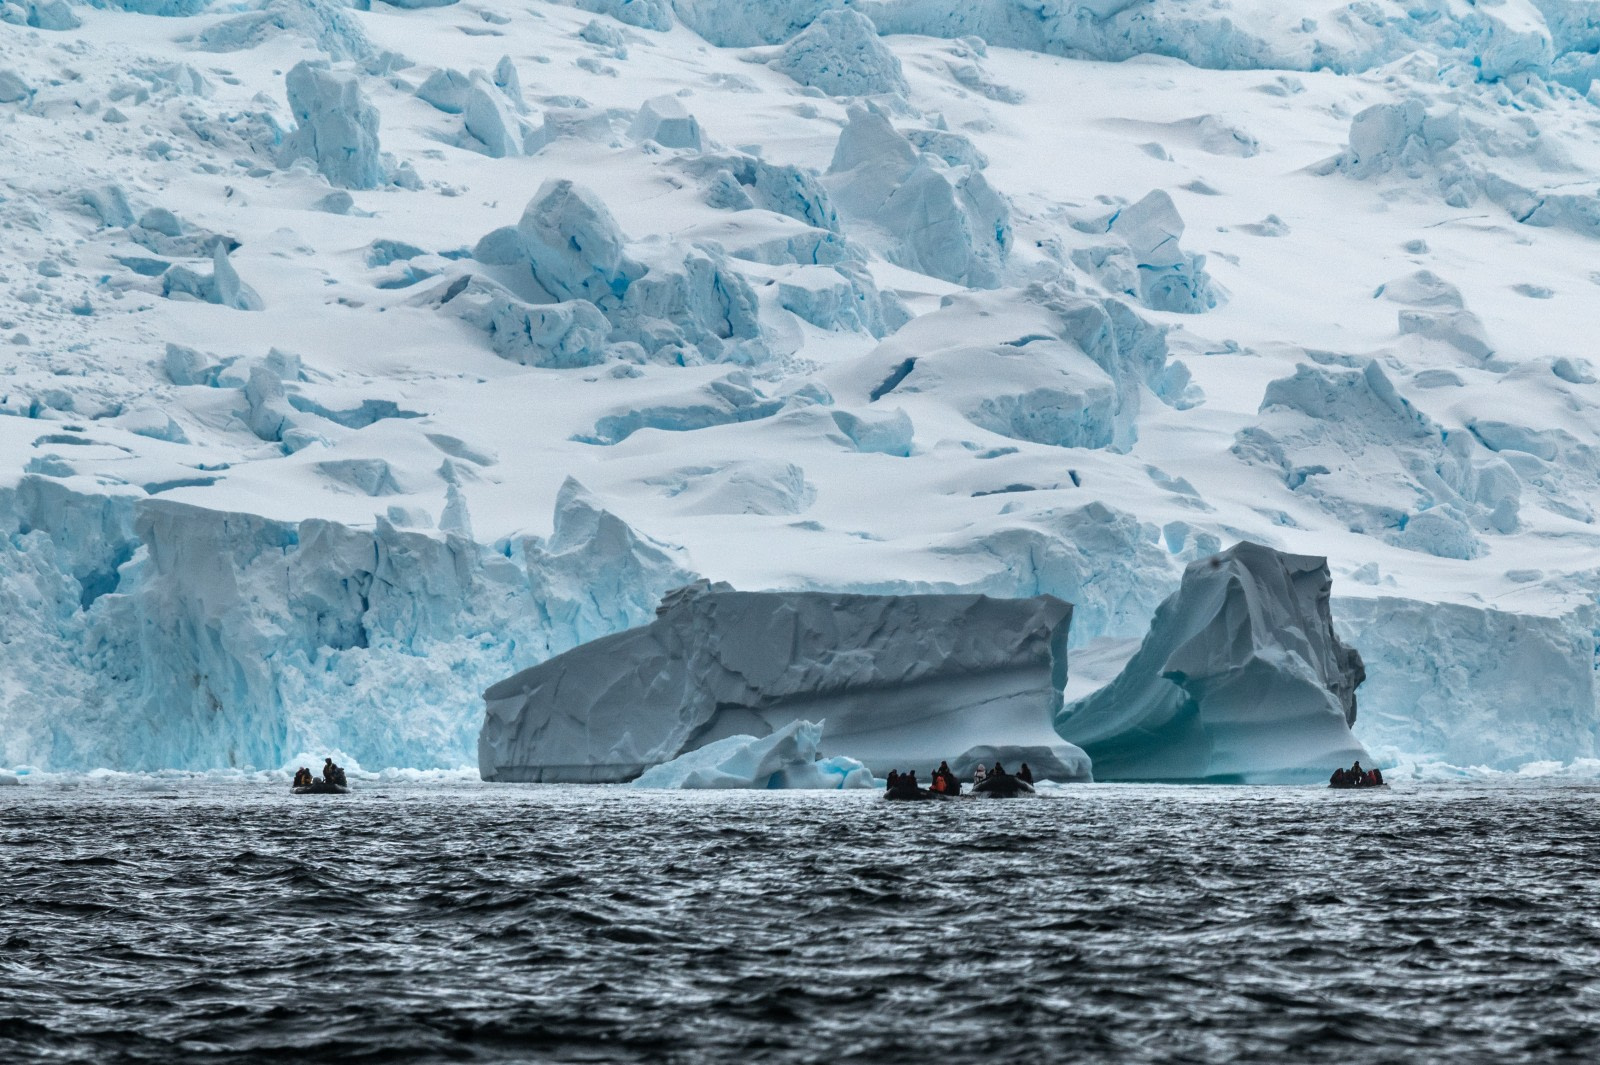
[4,0,1600,773]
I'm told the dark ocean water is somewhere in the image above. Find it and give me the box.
[3,779,1599,1064]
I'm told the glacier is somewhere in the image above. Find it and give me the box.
[1,0,1599,777]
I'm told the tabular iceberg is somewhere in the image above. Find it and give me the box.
[479,581,1077,782]
[1056,543,1367,783]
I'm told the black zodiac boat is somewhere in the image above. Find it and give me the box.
[292,779,350,795]
[1327,777,1387,790]
[971,774,1036,798]
[884,775,1036,800]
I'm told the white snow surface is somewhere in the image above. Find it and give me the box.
[3,1,1600,773]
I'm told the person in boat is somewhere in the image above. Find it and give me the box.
[1348,760,1364,781]
[886,769,900,789]
[1330,767,1347,786]
[972,763,987,786]
[323,757,347,787]
[292,767,308,788]
[931,770,948,794]
[991,762,1008,779]
[1018,763,1034,785]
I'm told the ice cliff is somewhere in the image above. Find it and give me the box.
[1057,543,1368,783]
[480,582,1080,782]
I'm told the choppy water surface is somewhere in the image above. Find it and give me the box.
[4,780,1599,1064]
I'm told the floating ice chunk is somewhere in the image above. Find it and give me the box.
[773,9,908,97]
[516,179,644,303]
[630,94,702,151]
[1057,542,1367,783]
[481,581,1074,782]
[633,720,875,789]
[282,61,384,190]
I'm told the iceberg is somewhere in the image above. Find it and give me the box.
[1056,543,1367,783]
[632,719,876,789]
[480,581,1077,782]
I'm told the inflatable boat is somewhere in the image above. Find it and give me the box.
[292,780,350,795]
[971,775,1036,798]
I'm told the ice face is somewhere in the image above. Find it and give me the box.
[479,582,1075,782]
[1056,543,1368,783]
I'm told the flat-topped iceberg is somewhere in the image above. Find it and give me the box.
[1056,543,1367,783]
[479,581,1077,782]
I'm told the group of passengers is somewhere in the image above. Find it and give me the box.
[291,758,347,789]
[884,760,1035,796]
[1330,760,1383,787]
